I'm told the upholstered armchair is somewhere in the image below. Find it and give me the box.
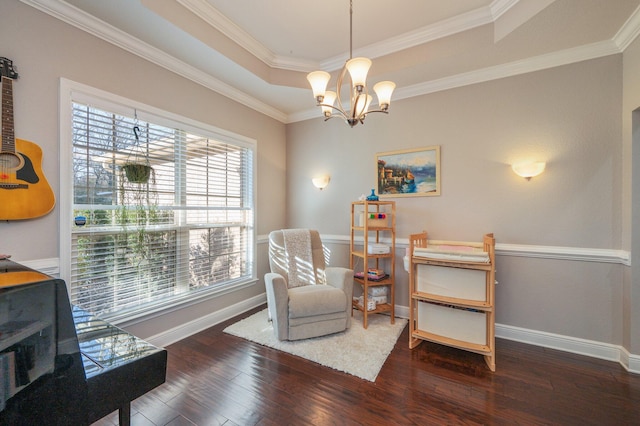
[264,229,353,341]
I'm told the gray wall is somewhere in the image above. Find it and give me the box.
[0,1,286,338]
[287,56,627,347]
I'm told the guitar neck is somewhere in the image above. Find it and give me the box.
[1,75,16,153]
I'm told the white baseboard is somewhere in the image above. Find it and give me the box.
[494,323,638,371]
[395,305,638,374]
[145,293,267,348]
[621,347,640,373]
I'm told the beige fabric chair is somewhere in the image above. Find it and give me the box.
[264,229,353,341]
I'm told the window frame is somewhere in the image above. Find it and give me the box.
[59,78,257,323]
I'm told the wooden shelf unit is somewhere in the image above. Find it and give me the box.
[408,232,496,371]
[350,200,396,329]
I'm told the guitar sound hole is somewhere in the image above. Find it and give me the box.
[0,152,24,171]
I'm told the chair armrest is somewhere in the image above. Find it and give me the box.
[325,267,353,292]
[264,272,289,340]
[325,267,354,328]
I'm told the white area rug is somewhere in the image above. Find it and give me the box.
[224,309,407,382]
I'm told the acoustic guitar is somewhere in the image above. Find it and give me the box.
[0,57,55,220]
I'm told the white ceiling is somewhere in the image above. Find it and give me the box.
[21,0,640,123]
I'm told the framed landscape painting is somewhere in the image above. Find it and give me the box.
[376,146,441,197]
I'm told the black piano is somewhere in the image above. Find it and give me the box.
[0,259,167,425]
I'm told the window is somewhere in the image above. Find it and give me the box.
[60,80,256,320]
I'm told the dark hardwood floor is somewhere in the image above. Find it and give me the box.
[93,305,640,425]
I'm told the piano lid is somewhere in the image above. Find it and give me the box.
[0,259,51,288]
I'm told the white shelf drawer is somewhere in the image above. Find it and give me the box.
[417,301,486,345]
[417,265,486,301]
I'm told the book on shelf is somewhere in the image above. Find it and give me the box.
[354,271,389,281]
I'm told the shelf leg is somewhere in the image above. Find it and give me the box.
[409,337,422,349]
[484,354,496,372]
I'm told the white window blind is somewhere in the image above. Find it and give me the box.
[69,101,254,318]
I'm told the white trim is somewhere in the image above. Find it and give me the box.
[58,78,74,288]
[21,0,640,126]
[490,0,521,20]
[143,293,266,348]
[174,0,314,74]
[392,306,638,373]
[289,40,622,123]
[175,0,522,73]
[495,243,630,265]
[176,0,279,68]
[379,305,639,374]
[395,305,410,320]
[614,5,640,51]
[321,6,496,71]
[621,347,640,373]
[496,323,639,374]
[179,0,508,73]
[20,0,287,123]
[496,323,620,362]
[320,234,631,265]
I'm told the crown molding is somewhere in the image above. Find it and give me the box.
[614,4,640,51]
[180,0,520,73]
[490,0,521,20]
[177,0,318,73]
[176,0,271,62]
[321,5,498,71]
[176,0,316,72]
[21,0,640,126]
[20,0,288,123]
[396,40,621,99]
[289,39,621,123]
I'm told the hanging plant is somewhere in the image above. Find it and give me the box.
[122,119,154,184]
[122,162,153,184]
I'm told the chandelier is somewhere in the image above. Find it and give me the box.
[306,0,396,127]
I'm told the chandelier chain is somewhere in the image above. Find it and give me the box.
[349,0,353,59]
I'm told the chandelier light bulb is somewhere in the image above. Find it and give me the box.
[322,91,337,116]
[345,57,372,90]
[354,94,372,118]
[373,81,396,110]
[307,71,331,101]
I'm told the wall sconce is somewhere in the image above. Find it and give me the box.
[312,175,331,190]
[512,162,546,181]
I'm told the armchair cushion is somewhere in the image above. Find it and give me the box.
[288,285,347,318]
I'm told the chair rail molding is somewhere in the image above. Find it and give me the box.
[314,234,631,265]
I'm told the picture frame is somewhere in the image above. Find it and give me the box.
[376,146,441,197]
